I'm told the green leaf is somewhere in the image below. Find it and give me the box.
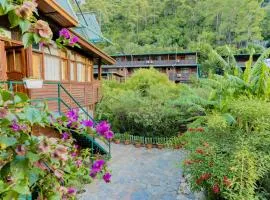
[8,10,20,28]
[0,136,17,147]
[13,179,30,195]
[22,33,35,48]
[33,34,41,44]
[14,93,29,104]
[29,169,39,186]
[26,152,40,163]
[24,106,42,125]
[19,20,31,34]
[10,156,29,180]
[0,90,12,102]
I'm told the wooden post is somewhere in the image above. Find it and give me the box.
[25,46,33,77]
[98,58,102,80]
[0,41,7,81]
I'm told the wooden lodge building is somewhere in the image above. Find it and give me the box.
[0,0,115,115]
[94,52,200,83]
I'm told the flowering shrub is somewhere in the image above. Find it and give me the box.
[56,28,80,48]
[180,74,270,199]
[0,88,113,199]
[0,0,79,49]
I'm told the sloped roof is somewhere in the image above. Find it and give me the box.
[54,0,108,43]
[55,0,78,20]
[74,13,104,43]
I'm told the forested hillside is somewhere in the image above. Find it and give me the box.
[82,0,270,55]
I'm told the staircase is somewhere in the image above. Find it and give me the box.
[0,81,111,159]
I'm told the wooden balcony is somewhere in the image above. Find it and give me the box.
[103,59,197,68]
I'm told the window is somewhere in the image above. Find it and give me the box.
[61,60,68,81]
[77,63,85,82]
[44,55,60,81]
[70,61,76,81]
[32,53,42,78]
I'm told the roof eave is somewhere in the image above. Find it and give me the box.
[69,29,115,65]
[37,0,78,28]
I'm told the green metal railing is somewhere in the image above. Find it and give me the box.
[0,80,111,158]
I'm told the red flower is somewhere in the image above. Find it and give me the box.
[196,178,203,185]
[184,160,193,165]
[223,176,232,187]
[201,173,211,180]
[196,148,204,155]
[212,184,220,194]
[188,128,194,132]
[197,127,204,132]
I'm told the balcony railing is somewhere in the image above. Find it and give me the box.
[104,59,197,68]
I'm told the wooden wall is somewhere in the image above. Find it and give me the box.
[28,80,101,113]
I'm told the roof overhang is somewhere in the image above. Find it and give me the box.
[69,29,115,65]
[36,0,78,27]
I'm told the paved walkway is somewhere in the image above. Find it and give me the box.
[78,144,196,200]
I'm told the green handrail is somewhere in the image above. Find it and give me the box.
[0,80,111,157]
[58,83,95,122]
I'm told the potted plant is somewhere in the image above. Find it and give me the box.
[156,137,165,149]
[145,137,153,149]
[23,77,43,89]
[113,134,121,144]
[123,132,131,145]
[134,138,141,148]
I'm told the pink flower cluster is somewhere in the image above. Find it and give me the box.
[59,28,79,46]
[95,121,114,140]
[90,159,111,183]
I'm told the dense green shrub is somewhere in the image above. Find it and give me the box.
[96,68,193,137]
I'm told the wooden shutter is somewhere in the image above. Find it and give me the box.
[0,41,7,81]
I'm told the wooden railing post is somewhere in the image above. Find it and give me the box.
[98,58,102,80]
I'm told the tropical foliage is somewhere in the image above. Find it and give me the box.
[177,49,270,199]
[0,88,113,199]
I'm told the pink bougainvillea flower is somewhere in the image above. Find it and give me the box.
[92,159,105,172]
[38,140,50,153]
[59,186,68,194]
[103,172,111,183]
[96,121,111,136]
[81,119,94,128]
[90,159,105,177]
[54,169,64,179]
[212,184,220,194]
[53,145,68,161]
[104,131,114,140]
[67,187,76,195]
[67,108,79,124]
[34,20,53,39]
[69,36,79,45]
[33,160,48,171]
[0,108,8,118]
[62,132,70,140]
[90,171,97,178]
[15,145,26,156]
[75,159,82,167]
[59,28,70,39]
[71,152,77,157]
[11,120,21,132]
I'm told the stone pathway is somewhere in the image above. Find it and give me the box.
[78,144,204,200]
